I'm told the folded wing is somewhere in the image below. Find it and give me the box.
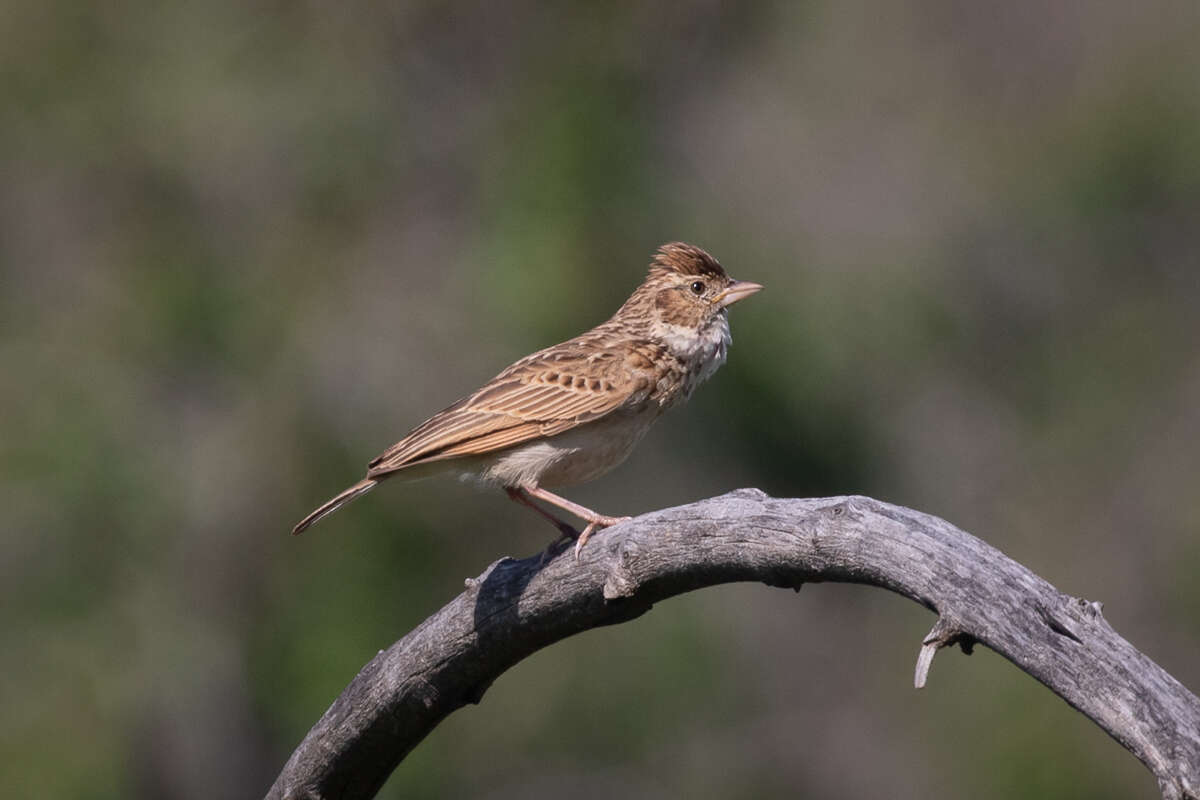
[366,348,652,478]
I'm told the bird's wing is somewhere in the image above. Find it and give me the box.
[365,347,654,477]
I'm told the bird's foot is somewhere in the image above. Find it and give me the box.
[573,515,633,561]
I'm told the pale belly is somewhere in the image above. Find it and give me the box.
[474,410,658,489]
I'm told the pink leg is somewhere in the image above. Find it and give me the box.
[505,487,578,541]
[522,485,632,559]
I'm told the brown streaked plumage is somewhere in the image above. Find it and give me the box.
[293,242,762,557]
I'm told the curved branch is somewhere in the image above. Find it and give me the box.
[266,491,1200,800]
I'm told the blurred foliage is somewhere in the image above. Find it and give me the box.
[2,1,1199,798]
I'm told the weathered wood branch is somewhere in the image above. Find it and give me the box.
[266,490,1200,800]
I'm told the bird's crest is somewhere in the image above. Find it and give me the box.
[648,242,728,280]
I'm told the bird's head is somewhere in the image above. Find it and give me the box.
[620,242,762,335]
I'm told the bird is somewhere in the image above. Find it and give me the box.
[293,242,762,557]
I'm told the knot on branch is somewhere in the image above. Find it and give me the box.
[1035,594,1111,645]
[465,558,510,593]
[1036,602,1083,643]
[602,538,642,600]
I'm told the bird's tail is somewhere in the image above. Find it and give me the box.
[292,478,377,535]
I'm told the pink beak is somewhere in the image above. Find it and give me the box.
[718,280,764,308]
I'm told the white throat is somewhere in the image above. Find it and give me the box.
[655,313,731,391]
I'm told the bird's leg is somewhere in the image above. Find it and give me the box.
[505,487,579,542]
[522,485,632,559]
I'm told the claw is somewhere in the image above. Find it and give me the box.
[573,523,598,561]
[573,515,632,560]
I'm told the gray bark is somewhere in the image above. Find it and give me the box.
[266,490,1200,800]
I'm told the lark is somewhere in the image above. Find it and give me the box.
[293,242,762,557]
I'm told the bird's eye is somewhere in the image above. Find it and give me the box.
[690,280,706,295]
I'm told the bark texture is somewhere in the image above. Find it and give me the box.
[266,490,1200,800]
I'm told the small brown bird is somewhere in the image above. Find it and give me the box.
[293,242,761,556]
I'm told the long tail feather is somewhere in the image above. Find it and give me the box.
[292,478,377,535]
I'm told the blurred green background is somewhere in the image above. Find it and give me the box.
[3,2,1199,798]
